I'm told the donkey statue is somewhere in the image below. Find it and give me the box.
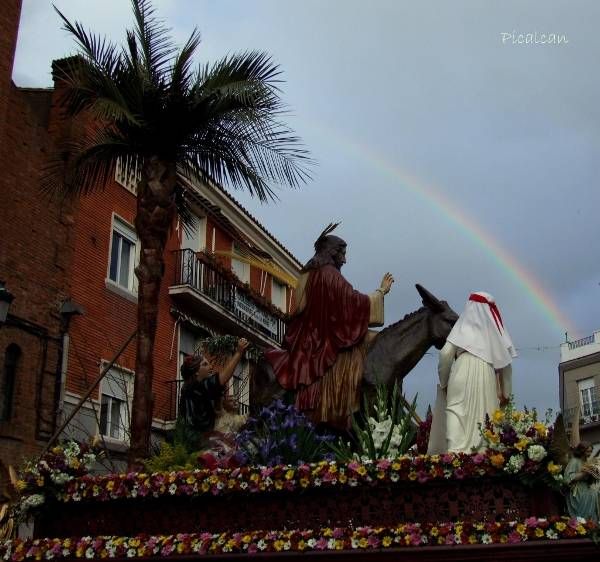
[252,284,458,410]
[362,284,458,387]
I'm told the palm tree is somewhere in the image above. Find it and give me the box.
[46,0,311,465]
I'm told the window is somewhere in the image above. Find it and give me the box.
[115,156,141,194]
[271,279,287,312]
[181,216,206,253]
[99,368,132,441]
[231,244,250,283]
[1,344,20,421]
[176,325,210,417]
[108,216,138,292]
[227,359,250,415]
[578,377,599,418]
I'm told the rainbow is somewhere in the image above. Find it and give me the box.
[305,122,578,337]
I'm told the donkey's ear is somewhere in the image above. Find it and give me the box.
[416,284,444,312]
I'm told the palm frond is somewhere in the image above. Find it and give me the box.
[41,125,131,198]
[54,7,121,72]
[131,0,176,82]
[170,28,201,94]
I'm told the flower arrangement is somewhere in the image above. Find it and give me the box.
[234,399,335,466]
[479,401,563,487]
[330,383,417,462]
[17,441,96,494]
[12,441,96,520]
[0,516,595,560]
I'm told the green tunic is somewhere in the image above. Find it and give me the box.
[564,457,599,523]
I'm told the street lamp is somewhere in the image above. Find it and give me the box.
[0,281,14,324]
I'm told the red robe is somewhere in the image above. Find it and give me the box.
[265,265,371,413]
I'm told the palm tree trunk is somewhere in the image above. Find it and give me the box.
[128,156,177,468]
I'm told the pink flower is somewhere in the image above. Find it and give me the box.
[409,533,422,546]
[472,453,486,464]
[525,516,539,528]
[315,537,328,550]
[332,528,345,539]
[367,535,380,548]
[377,459,391,470]
[508,531,522,544]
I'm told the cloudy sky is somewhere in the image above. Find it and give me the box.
[13,0,600,415]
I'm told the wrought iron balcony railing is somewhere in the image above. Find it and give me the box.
[172,249,286,345]
[563,398,600,427]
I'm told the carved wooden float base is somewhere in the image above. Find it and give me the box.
[34,477,562,538]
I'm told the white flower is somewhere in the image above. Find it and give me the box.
[527,445,547,462]
[481,533,492,544]
[546,529,558,540]
[85,547,95,559]
[505,454,525,474]
[168,483,177,495]
[126,548,137,557]
[257,540,267,551]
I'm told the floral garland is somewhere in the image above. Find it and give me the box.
[1,517,596,560]
[53,450,559,503]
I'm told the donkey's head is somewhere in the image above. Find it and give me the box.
[416,284,458,349]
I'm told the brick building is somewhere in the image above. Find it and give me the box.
[1,0,300,480]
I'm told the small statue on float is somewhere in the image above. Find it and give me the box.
[178,337,249,438]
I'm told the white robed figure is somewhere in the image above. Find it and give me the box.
[427,291,516,454]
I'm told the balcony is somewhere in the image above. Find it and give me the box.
[169,249,287,347]
[563,396,600,428]
[560,330,600,363]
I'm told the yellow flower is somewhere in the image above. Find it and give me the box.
[338,474,347,484]
[201,481,210,492]
[515,438,529,452]
[297,540,307,551]
[242,535,251,544]
[492,410,505,424]
[377,470,385,479]
[358,537,368,548]
[15,479,27,491]
[382,536,392,547]
[36,477,44,487]
[285,469,295,480]
[408,471,417,480]
[391,462,401,471]
[452,458,461,468]
[512,411,522,422]
[516,524,526,535]
[547,461,562,475]
[274,480,283,490]
[357,465,367,476]
[468,535,477,544]
[490,454,505,468]
[300,478,310,487]
[534,422,547,436]
[129,538,140,547]
[274,540,284,551]
[52,446,62,455]
[335,539,344,550]
[430,527,439,537]
[484,429,499,444]
[555,522,566,531]
[535,528,544,537]
[323,528,333,537]
[576,525,586,535]
[186,475,195,484]
[329,464,338,473]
